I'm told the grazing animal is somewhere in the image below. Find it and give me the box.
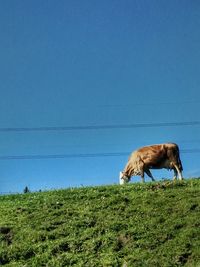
[120,143,183,184]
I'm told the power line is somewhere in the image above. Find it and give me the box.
[100,100,200,107]
[0,121,200,133]
[182,149,200,153]
[0,149,199,160]
[0,152,128,160]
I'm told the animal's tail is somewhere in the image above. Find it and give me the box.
[176,145,183,171]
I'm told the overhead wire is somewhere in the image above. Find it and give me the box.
[0,120,199,160]
[0,121,199,132]
[0,149,199,160]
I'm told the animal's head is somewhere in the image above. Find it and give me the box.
[119,171,131,185]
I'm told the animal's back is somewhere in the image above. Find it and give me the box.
[129,143,182,168]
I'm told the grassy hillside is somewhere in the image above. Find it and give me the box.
[0,179,200,267]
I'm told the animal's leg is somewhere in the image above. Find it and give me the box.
[145,169,155,181]
[141,170,145,183]
[173,168,178,180]
[173,164,183,180]
[175,165,183,180]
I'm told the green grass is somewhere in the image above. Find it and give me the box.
[0,178,200,267]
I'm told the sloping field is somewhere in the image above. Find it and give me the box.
[0,179,200,266]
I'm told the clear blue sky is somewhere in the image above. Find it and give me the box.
[0,0,200,193]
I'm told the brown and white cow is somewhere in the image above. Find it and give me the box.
[120,143,183,184]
